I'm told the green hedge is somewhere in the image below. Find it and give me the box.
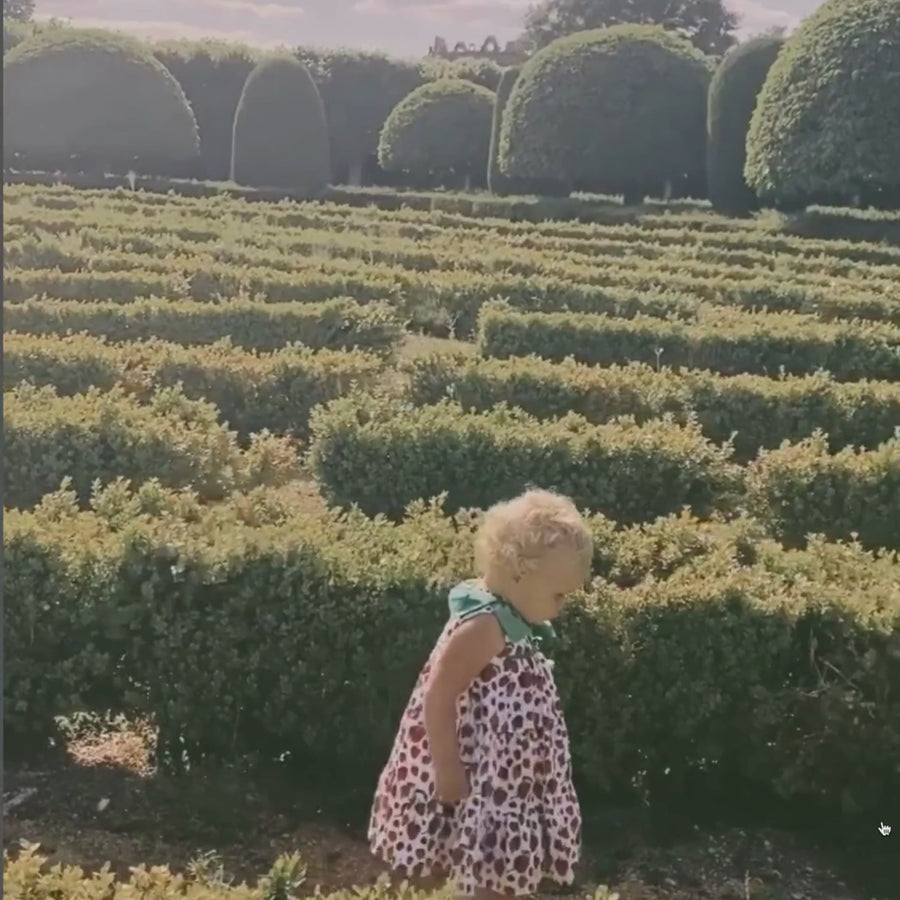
[3,331,386,442]
[476,303,900,382]
[3,29,201,176]
[308,391,741,522]
[706,36,783,214]
[403,354,900,462]
[231,55,330,195]
[487,66,520,196]
[3,383,302,509]
[747,434,900,549]
[5,484,899,814]
[745,0,900,208]
[4,298,403,355]
[377,79,494,188]
[152,40,262,181]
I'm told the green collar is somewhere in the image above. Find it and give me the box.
[448,580,556,652]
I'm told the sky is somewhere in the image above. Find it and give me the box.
[34,0,827,59]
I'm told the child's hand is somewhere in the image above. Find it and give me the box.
[434,758,469,804]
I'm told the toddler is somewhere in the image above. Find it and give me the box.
[368,488,592,898]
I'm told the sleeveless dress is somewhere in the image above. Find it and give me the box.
[368,581,582,897]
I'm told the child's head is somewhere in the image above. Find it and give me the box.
[474,488,592,623]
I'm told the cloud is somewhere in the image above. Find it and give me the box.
[34,0,821,57]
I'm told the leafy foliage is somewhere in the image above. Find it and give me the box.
[3,383,301,509]
[707,35,784,214]
[3,29,200,176]
[309,390,741,522]
[296,48,425,183]
[476,302,900,382]
[153,40,262,180]
[404,353,900,463]
[523,0,738,56]
[487,66,521,196]
[499,25,712,202]
[6,487,899,810]
[231,55,330,194]
[745,0,900,208]
[378,79,495,187]
[4,332,387,442]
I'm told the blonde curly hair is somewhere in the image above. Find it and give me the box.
[474,488,592,584]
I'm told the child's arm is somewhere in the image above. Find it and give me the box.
[424,614,505,782]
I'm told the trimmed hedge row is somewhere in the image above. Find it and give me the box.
[7,172,900,245]
[5,483,899,814]
[4,298,403,354]
[747,435,900,550]
[403,354,900,462]
[3,383,302,509]
[476,303,900,382]
[307,391,742,522]
[3,331,386,442]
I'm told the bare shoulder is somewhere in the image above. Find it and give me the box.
[446,612,505,660]
[426,613,505,696]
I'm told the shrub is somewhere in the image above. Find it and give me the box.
[297,49,425,185]
[706,36,783,214]
[6,488,899,812]
[403,354,900,462]
[3,29,201,176]
[747,434,900,549]
[3,331,387,442]
[308,391,740,522]
[487,65,520,196]
[3,383,302,509]
[377,79,495,189]
[476,303,900,382]
[5,297,403,355]
[231,54,330,195]
[153,40,262,180]
[745,0,900,208]
[445,56,504,91]
[499,25,712,203]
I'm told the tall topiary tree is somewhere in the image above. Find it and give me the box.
[499,25,713,204]
[296,48,425,185]
[231,55,330,195]
[706,35,784,214]
[153,40,262,181]
[745,0,900,209]
[377,79,494,190]
[3,28,200,176]
[487,65,520,195]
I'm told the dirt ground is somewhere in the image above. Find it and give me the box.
[3,721,892,900]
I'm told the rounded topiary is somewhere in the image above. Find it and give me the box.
[154,40,262,181]
[707,35,784,214]
[3,29,200,175]
[377,79,494,188]
[499,25,713,203]
[231,54,330,195]
[487,65,520,195]
[745,0,900,208]
[297,49,425,185]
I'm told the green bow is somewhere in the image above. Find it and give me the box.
[448,580,556,652]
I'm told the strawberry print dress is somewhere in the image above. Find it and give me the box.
[368,581,581,897]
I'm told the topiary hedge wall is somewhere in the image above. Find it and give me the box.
[231,54,330,195]
[152,40,262,181]
[707,35,783,214]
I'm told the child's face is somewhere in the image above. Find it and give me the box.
[509,544,588,623]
